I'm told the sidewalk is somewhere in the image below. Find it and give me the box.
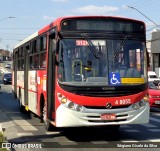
[0,108,21,151]
[0,108,52,151]
[0,108,19,140]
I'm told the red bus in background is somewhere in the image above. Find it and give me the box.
[12,16,149,131]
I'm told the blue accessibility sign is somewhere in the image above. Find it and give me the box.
[109,72,121,86]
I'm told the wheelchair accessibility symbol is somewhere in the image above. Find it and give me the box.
[109,73,121,85]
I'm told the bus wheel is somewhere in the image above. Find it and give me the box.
[43,105,53,131]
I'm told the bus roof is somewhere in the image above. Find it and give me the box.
[14,16,145,49]
[39,16,145,34]
[14,32,38,49]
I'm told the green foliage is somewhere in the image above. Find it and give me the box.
[0,132,7,151]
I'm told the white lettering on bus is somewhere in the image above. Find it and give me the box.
[115,99,131,105]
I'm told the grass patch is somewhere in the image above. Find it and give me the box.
[0,132,7,151]
[0,132,4,143]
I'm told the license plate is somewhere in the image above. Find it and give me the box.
[155,101,160,104]
[101,114,116,120]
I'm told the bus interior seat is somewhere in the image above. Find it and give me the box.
[126,68,141,78]
[117,68,141,78]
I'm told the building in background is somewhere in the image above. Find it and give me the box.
[146,40,151,71]
[151,30,160,77]
[0,49,12,61]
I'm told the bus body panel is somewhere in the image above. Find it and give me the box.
[17,71,25,105]
[16,70,47,115]
[28,71,38,113]
[36,70,47,116]
[64,90,147,107]
[54,84,149,127]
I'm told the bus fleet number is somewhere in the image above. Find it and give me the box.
[115,99,131,105]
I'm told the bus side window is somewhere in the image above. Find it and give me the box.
[33,54,39,69]
[40,53,46,68]
[39,36,46,69]
[29,56,33,69]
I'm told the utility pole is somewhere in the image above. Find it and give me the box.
[6,45,9,51]
[0,16,15,59]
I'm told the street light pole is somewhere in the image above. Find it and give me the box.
[0,16,15,22]
[0,16,15,57]
[128,6,160,29]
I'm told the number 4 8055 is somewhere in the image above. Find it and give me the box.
[115,99,131,105]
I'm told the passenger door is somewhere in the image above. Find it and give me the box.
[47,30,56,120]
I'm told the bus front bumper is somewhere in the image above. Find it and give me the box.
[55,103,150,127]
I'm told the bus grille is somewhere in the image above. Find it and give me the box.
[88,119,127,123]
[72,90,136,97]
[84,105,130,109]
[59,83,147,97]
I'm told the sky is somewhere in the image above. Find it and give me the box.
[0,0,159,51]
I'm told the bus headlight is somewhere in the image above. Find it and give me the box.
[132,98,148,110]
[132,104,140,110]
[57,93,83,112]
[68,102,75,109]
[61,97,67,104]
[76,105,83,111]
[143,95,149,103]
[139,100,145,106]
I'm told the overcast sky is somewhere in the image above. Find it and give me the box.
[0,0,159,51]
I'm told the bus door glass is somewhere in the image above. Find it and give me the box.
[24,45,30,105]
[47,32,56,120]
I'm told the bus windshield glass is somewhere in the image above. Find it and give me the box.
[58,38,146,86]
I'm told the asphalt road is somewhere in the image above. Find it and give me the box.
[0,61,12,74]
[0,82,160,151]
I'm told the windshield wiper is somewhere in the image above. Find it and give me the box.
[114,35,128,58]
[81,33,100,59]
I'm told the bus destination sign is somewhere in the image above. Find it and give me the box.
[77,21,132,32]
[61,19,145,33]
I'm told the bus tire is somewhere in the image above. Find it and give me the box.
[43,104,54,131]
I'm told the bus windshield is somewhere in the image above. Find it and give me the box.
[58,38,146,86]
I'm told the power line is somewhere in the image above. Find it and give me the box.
[109,0,156,16]
[107,0,151,16]
[0,32,33,35]
[0,28,39,29]
[128,6,160,29]
[0,17,15,21]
